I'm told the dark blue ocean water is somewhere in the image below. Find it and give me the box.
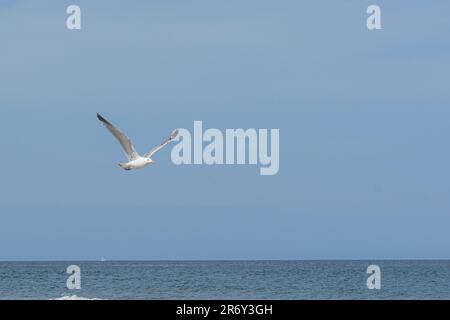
[0,260,449,299]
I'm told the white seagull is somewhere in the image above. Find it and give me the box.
[97,113,178,170]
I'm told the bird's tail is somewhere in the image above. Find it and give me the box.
[118,163,131,170]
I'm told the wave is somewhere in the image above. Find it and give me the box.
[52,295,102,300]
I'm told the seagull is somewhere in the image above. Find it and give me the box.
[97,113,178,170]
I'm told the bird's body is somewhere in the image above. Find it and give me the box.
[119,157,154,170]
[96,113,178,171]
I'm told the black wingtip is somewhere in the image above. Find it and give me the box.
[97,113,108,123]
[171,129,179,139]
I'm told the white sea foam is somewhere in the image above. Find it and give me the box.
[52,295,102,300]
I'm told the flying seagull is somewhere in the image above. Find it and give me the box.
[97,113,178,170]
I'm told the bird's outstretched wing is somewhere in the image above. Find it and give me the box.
[97,113,139,161]
[144,129,179,158]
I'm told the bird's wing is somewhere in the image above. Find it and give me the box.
[144,129,179,158]
[97,113,140,161]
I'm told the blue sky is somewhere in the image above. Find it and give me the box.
[0,1,449,260]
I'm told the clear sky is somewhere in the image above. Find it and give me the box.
[0,1,449,260]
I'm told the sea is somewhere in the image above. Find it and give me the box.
[0,260,449,300]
